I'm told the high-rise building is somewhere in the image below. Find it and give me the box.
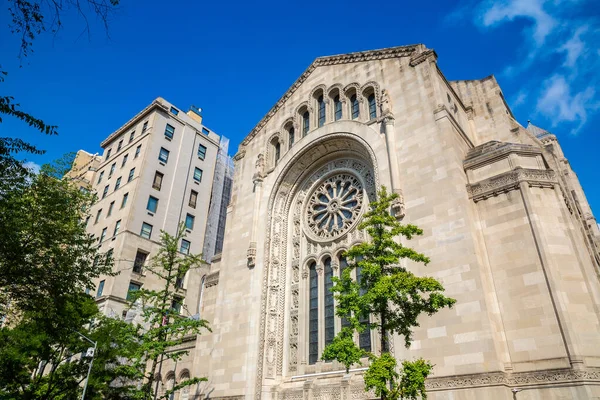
[81,97,230,329]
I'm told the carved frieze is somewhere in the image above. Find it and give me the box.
[466,168,557,202]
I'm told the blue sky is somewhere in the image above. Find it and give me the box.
[1,0,599,214]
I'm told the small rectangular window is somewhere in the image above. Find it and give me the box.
[171,297,183,314]
[109,163,116,177]
[159,147,169,163]
[95,209,102,224]
[135,145,141,158]
[170,107,179,116]
[106,149,112,159]
[127,281,141,301]
[97,171,104,184]
[140,222,153,239]
[129,131,135,143]
[100,227,107,242]
[133,250,148,273]
[121,193,129,208]
[180,239,190,255]
[185,213,195,230]
[102,185,109,199]
[121,154,128,167]
[107,201,115,217]
[198,144,207,160]
[189,190,198,208]
[165,124,175,140]
[114,177,122,190]
[113,219,121,236]
[147,196,159,213]
[117,140,123,152]
[142,121,148,133]
[128,167,135,182]
[153,171,164,190]
[96,280,105,298]
[193,167,203,182]
[201,127,210,135]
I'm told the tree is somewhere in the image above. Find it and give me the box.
[124,224,211,400]
[321,187,456,400]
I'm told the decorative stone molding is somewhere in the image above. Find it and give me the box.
[466,168,557,202]
[409,49,437,67]
[205,271,219,288]
[391,189,405,220]
[463,141,543,170]
[425,368,600,391]
[247,241,257,268]
[232,149,246,161]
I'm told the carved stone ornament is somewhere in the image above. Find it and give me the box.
[391,190,405,219]
[466,168,557,202]
[247,241,257,268]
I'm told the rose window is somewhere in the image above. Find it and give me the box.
[305,173,364,240]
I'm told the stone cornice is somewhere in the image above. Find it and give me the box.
[426,368,600,391]
[464,141,543,170]
[205,270,220,288]
[240,44,425,147]
[467,168,557,202]
[100,99,168,147]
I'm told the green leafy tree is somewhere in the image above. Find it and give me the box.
[321,187,456,400]
[124,224,211,400]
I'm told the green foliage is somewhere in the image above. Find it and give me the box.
[322,187,455,399]
[321,328,366,373]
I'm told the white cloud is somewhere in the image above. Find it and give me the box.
[511,90,528,108]
[536,75,596,134]
[22,161,41,174]
[559,25,589,67]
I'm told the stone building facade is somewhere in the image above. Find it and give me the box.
[184,44,600,400]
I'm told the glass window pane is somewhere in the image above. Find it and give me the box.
[194,167,203,182]
[309,262,319,364]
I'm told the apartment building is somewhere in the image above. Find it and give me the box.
[82,97,229,320]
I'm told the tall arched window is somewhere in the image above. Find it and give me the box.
[318,95,326,127]
[302,111,310,136]
[351,94,360,119]
[288,126,295,148]
[179,371,190,400]
[324,257,334,346]
[355,265,371,352]
[339,255,351,329]
[368,93,377,120]
[274,142,281,165]
[334,95,342,121]
[308,261,318,364]
[166,374,175,400]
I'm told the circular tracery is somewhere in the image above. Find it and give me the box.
[305,173,364,240]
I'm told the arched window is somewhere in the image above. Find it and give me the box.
[351,94,360,119]
[288,126,295,148]
[179,371,190,400]
[324,257,334,346]
[302,111,310,136]
[166,374,175,400]
[308,261,318,364]
[334,95,342,121]
[318,95,326,127]
[355,265,371,352]
[368,93,377,120]
[274,142,281,165]
[339,255,351,329]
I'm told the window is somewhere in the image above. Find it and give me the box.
[193,167,203,182]
[96,280,105,298]
[117,140,123,152]
[113,220,121,236]
[197,144,207,160]
[302,111,310,136]
[109,163,116,177]
[127,282,141,301]
[102,185,109,199]
[189,190,198,208]
[165,124,175,140]
[135,145,141,158]
[85,216,90,227]
[368,93,377,120]
[106,149,112,159]
[121,193,129,208]
[114,177,122,190]
[324,257,334,346]
[309,261,318,364]
[121,154,128,167]
[274,142,281,165]
[129,131,135,143]
[159,147,169,163]
[128,168,135,182]
[202,127,210,135]
[180,239,190,255]
[95,209,102,224]
[288,126,295,147]
[153,171,163,190]
[185,214,195,230]
[356,265,372,352]
[133,250,148,273]
[318,95,326,127]
[107,201,115,217]
[170,107,179,115]
[140,222,153,239]
[100,227,107,242]
[175,269,185,289]
[171,297,183,314]
[334,95,342,120]
[97,171,104,184]
[340,256,351,329]
[147,196,159,213]
[351,94,360,119]
[142,121,148,133]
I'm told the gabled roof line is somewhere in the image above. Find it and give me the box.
[240,44,426,147]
